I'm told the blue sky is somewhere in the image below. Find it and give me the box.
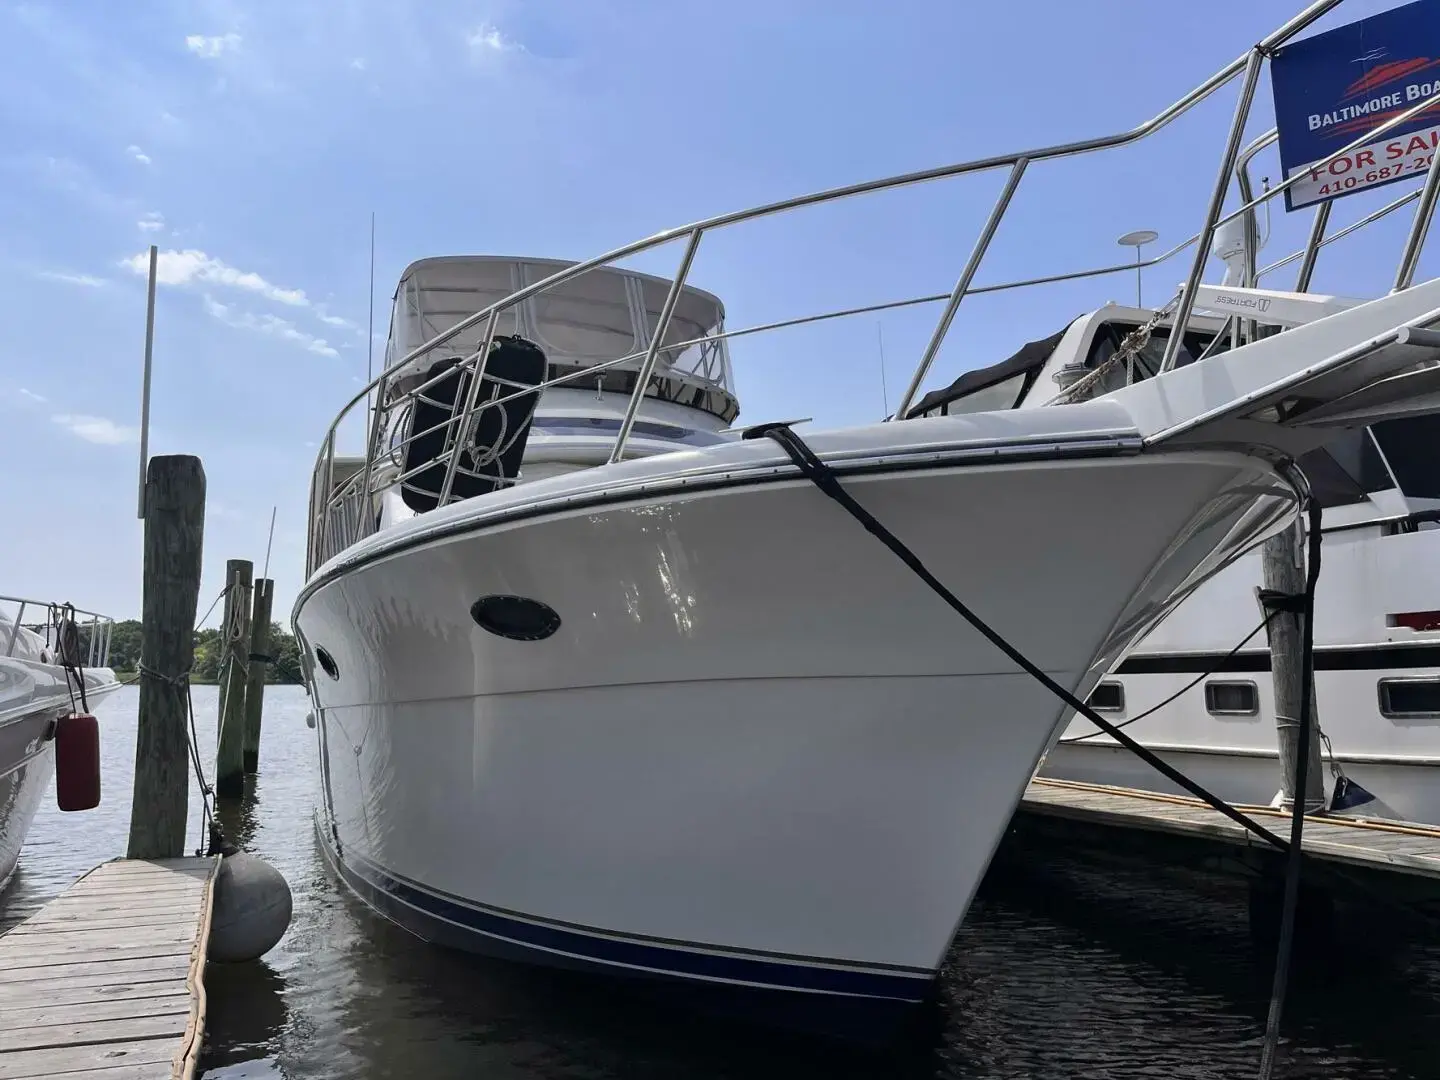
[1,0,1432,625]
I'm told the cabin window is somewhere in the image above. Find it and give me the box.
[937,371,1036,416]
[1296,428,1394,509]
[1082,324,1222,395]
[1087,681,1125,712]
[1378,678,1440,719]
[1204,680,1258,716]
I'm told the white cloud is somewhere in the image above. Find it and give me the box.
[315,307,359,331]
[126,144,152,166]
[121,249,308,307]
[185,33,241,59]
[37,271,106,287]
[203,295,339,357]
[350,58,366,71]
[52,413,137,445]
[138,211,165,232]
[466,24,520,56]
[18,388,47,403]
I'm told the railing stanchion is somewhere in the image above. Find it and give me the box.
[1395,155,1440,291]
[893,159,1028,420]
[610,230,704,464]
[4,602,24,659]
[437,312,501,508]
[1162,47,1267,372]
[1295,200,1332,293]
[359,371,390,526]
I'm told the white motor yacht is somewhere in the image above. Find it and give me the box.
[296,0,1440,1019]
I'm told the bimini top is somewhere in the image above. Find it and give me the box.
[384,255,739,422]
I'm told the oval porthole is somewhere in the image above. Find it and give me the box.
[470,595,561,642]
[314,646,340,680]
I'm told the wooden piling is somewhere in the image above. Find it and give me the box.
[128,455,205,861]
[215,559,252,799]
[1261,523,1325,813]
[242,578,274,774]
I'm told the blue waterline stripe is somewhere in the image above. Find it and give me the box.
[339,846,933,1001]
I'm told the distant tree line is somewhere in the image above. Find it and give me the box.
[103,620,305,684]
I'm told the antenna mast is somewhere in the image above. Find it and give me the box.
[877,322,890,418]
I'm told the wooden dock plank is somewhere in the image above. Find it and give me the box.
[1021,777,1440,879]
[0,993,192,1033]
[0,1014,189,1055]
[0,1036,176,1080]
[0,857,218,1080]
[0,978,185,1009]
[0,957,191,986]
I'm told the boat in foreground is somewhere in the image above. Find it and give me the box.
[0,598,119,890]
[296,0,1440,1023]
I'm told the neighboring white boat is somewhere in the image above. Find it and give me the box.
[295,1,1440,1019]
[1040,129,1440,826]
[0,598,120,890]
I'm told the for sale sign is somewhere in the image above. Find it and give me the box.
[1271,0,1440,211]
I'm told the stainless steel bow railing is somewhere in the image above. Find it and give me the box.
[307,0,1440,576]
[1,595,115,668]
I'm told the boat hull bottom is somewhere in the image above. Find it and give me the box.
[313,813,942,1043]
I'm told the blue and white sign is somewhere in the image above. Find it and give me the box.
[1271,0,1440,210]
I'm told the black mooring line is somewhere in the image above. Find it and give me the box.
[748,421,1291,855]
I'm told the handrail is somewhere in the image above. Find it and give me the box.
[1259,187,1421,281]
[0,595,114,623]
[893,159,1029,419]
[309,0,1440,575]
[1,594,115,665]
[1159,48,1268,372]
[313,0,1342,462]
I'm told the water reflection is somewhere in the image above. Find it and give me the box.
[216,779,263,851]
[2,687,1438,1079]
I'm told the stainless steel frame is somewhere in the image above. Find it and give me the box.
[306,0,1440,576]
[1,595,115,667]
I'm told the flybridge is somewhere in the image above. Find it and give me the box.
[1306,78,1440,130]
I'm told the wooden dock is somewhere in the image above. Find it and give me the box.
[1022,776,1440,880]
[0,857,218,1080]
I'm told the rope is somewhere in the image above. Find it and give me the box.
[195,584,229,631]
[1045,292,1182,405]
[745,421,1294,852]
[218,580,250,694]
[131,583,235,858]
[750,420,1329,1077]
[138,661,220,855]
[1059,613,1275,744]
[52,602,90,715]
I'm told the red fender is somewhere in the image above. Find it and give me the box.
[55,712,100,812]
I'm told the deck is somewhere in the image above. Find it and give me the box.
[0,857,219,1080]
[1022,777,1440,879]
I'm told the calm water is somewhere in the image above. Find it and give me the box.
[3,685,1438,1078]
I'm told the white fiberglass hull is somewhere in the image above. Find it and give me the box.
[1045,525,1440,824]
[297,437,1292,1006]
